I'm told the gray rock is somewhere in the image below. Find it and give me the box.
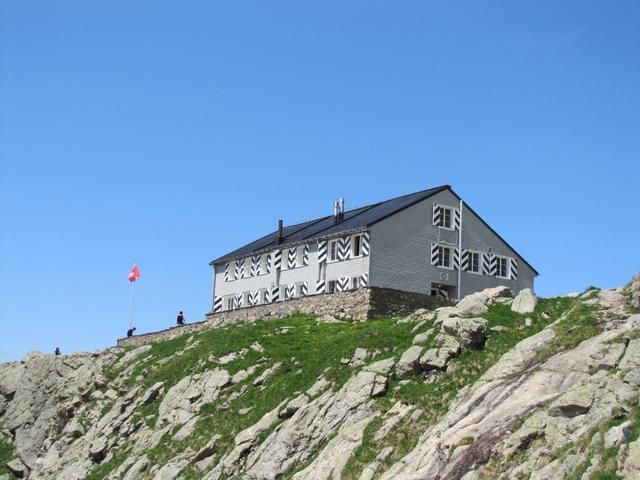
[348,348,370,367]
[419,348,452,371]
[253,362,282,386]
[511,288,538,314]
[604,421,632,449]
[623,438,640,478]
[395,346,423,379]
[412,330,433,346]
[279,394,309,419]
[123,456,150,480]
[364,357,396,376]
[442,317,488,349]
[6,457,28,478]
[359,446,394,480]
[548,383,596,417]
[88,436,109,462]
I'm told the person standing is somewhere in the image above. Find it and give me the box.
[176,311,185,325]
[127,327,136,337]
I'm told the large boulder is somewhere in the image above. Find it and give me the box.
[394,346,423,380]
[511,288,538,314]
[442,317,488,349]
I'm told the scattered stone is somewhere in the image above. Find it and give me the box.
[194,435,222,461]
[412,329,433,345]
[548,383,596,417]
[317,314,344,324]
[373,402,413,441]
[348,348,370,367]
[364,357,396,376]
[253,362,282,387]
[88,436,109,462]
[511,288,538,314]
[123,456,150,480]
[442,317,488,349]
[490,326,507,332]
[359,446,394,480]
[409,409,424,422]
[278,394,309,419]
[250,341,264,353]
[6,458,27,478]
[306,376,331,397]
[524,317,533,327]
[604,421,632,449]
[623,438,640,478]
[395,346,423,380]
[238,407,253,416]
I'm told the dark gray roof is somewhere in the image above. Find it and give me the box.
[211,185,450,264]
[210,185,539,276]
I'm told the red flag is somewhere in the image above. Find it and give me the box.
[128,263,141,283]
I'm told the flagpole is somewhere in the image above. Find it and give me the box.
[129,280,135,329]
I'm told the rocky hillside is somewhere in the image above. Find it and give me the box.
[1,275,640,480]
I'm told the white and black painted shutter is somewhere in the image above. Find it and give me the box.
[317,240,328,264]
[272,249,282,270]
[454,208,461,230]
[234,293,243,309]
[360,273,369,287]
[249,290,259,306]
[224,263,230,282]
[234,260,241,280]
[316,279,326,294]
[251,256,260,276]
[361,232,370,256]
[460,249,469,271]
[453,247,460,270]
[338,236,351,261]
[213,296,223,313]
[336,277,350,292]
[432,203,441,226]
[482,253,492,275]
[301,281,308,296]
[263,288,270,304]
[302,244,309,266]
[287,247,297,269]
[271,285,280,303]
[266,253,272,274]
[286,284,296,300]
[489,254,498,276]
[430,242,440,266]
[510,258,518,280]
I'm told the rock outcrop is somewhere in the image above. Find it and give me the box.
[1,276,639,480]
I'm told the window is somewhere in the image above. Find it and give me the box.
[437,206,453,229]
[329,240,339,261]
[260,255,268,275]
[352,234,362,257]
[438,245,453,269]
[468,251,480,273]
[226,298,234,310]
[327,280,337,293]
[352,277,360,289]
[261,289,269,304]
[496,256,509,278]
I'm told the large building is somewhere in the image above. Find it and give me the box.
[209,185,537,314]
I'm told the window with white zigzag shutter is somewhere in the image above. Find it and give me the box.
[430,242,440,266]
[460,249,469,271]
[482,253,492,275]
[454,208,461,230]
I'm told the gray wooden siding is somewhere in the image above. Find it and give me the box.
[369,189,535,297]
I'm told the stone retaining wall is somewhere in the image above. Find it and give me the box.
[117,287,451,347]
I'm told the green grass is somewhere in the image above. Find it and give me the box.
[341,296,579,479]
[85,313,419,480]
[0,428,18,479]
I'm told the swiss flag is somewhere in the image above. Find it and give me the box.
[128,263,141,283]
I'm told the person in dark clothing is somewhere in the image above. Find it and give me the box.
[176,311,185,325]
[127,327,136,337]
[54,347,61,356]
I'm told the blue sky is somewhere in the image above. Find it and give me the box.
[1,1,639,362]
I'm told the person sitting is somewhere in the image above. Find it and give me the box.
[176,311,185,325]
[127,327,136,337]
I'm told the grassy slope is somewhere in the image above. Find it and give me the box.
[84,290,638,480]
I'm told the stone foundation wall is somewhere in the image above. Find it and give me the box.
[117,287,451,347]
[117,322,209,347]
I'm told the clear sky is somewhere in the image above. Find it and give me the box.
[1,1,639,362]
